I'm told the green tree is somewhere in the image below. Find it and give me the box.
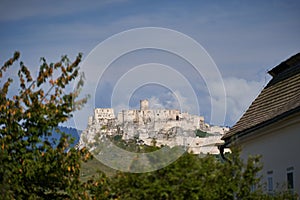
[88,148,297,200]
[0,52,91,199]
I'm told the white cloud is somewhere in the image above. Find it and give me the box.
[223,77,265,125]
[72,73,267,129]
[148,96,165,109]
[147,90,199,114]
[198,76,265,126]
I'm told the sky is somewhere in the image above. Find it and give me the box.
[1,0,300,130]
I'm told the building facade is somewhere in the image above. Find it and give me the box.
[222,53,300,195]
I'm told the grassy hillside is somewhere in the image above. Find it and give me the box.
[80,158,117,182]
[80,138,160,182]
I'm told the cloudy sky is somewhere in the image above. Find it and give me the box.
[1,0,299,130]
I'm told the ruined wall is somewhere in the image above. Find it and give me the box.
[94,108,115,124]
[79,100,228,155]
[90,100,207,136]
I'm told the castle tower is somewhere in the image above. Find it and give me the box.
[140,99,149,110]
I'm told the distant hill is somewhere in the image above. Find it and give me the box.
[56,126,81,144]
[43,126,81,148]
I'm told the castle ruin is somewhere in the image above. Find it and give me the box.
[80,99,229,154]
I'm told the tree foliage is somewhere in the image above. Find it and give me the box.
[195,129,212,138]
[87,148,297,200]
[0,52,91,199]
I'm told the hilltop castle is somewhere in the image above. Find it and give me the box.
[79,99,229,154]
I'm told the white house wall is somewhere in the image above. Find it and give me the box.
[239,117,300,194]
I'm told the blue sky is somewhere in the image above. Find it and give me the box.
[1,0,300,130]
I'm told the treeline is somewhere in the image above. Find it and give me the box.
[85,149,296,200]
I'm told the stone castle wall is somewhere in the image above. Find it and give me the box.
[79,99,229,154]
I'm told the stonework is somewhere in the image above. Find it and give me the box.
[79,99,229,154]
[94,108,115,123]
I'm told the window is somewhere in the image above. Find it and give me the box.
[287,172,294,189]
[267,177,273,192]
[287,167,294,190]
[267,170,273,192]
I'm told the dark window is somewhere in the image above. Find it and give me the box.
[176,115,179,121]
[267,177,273,191]
[287,172,294,189]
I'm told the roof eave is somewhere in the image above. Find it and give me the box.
[222,106,300,147]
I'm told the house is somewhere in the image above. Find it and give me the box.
[221,53,300,195]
